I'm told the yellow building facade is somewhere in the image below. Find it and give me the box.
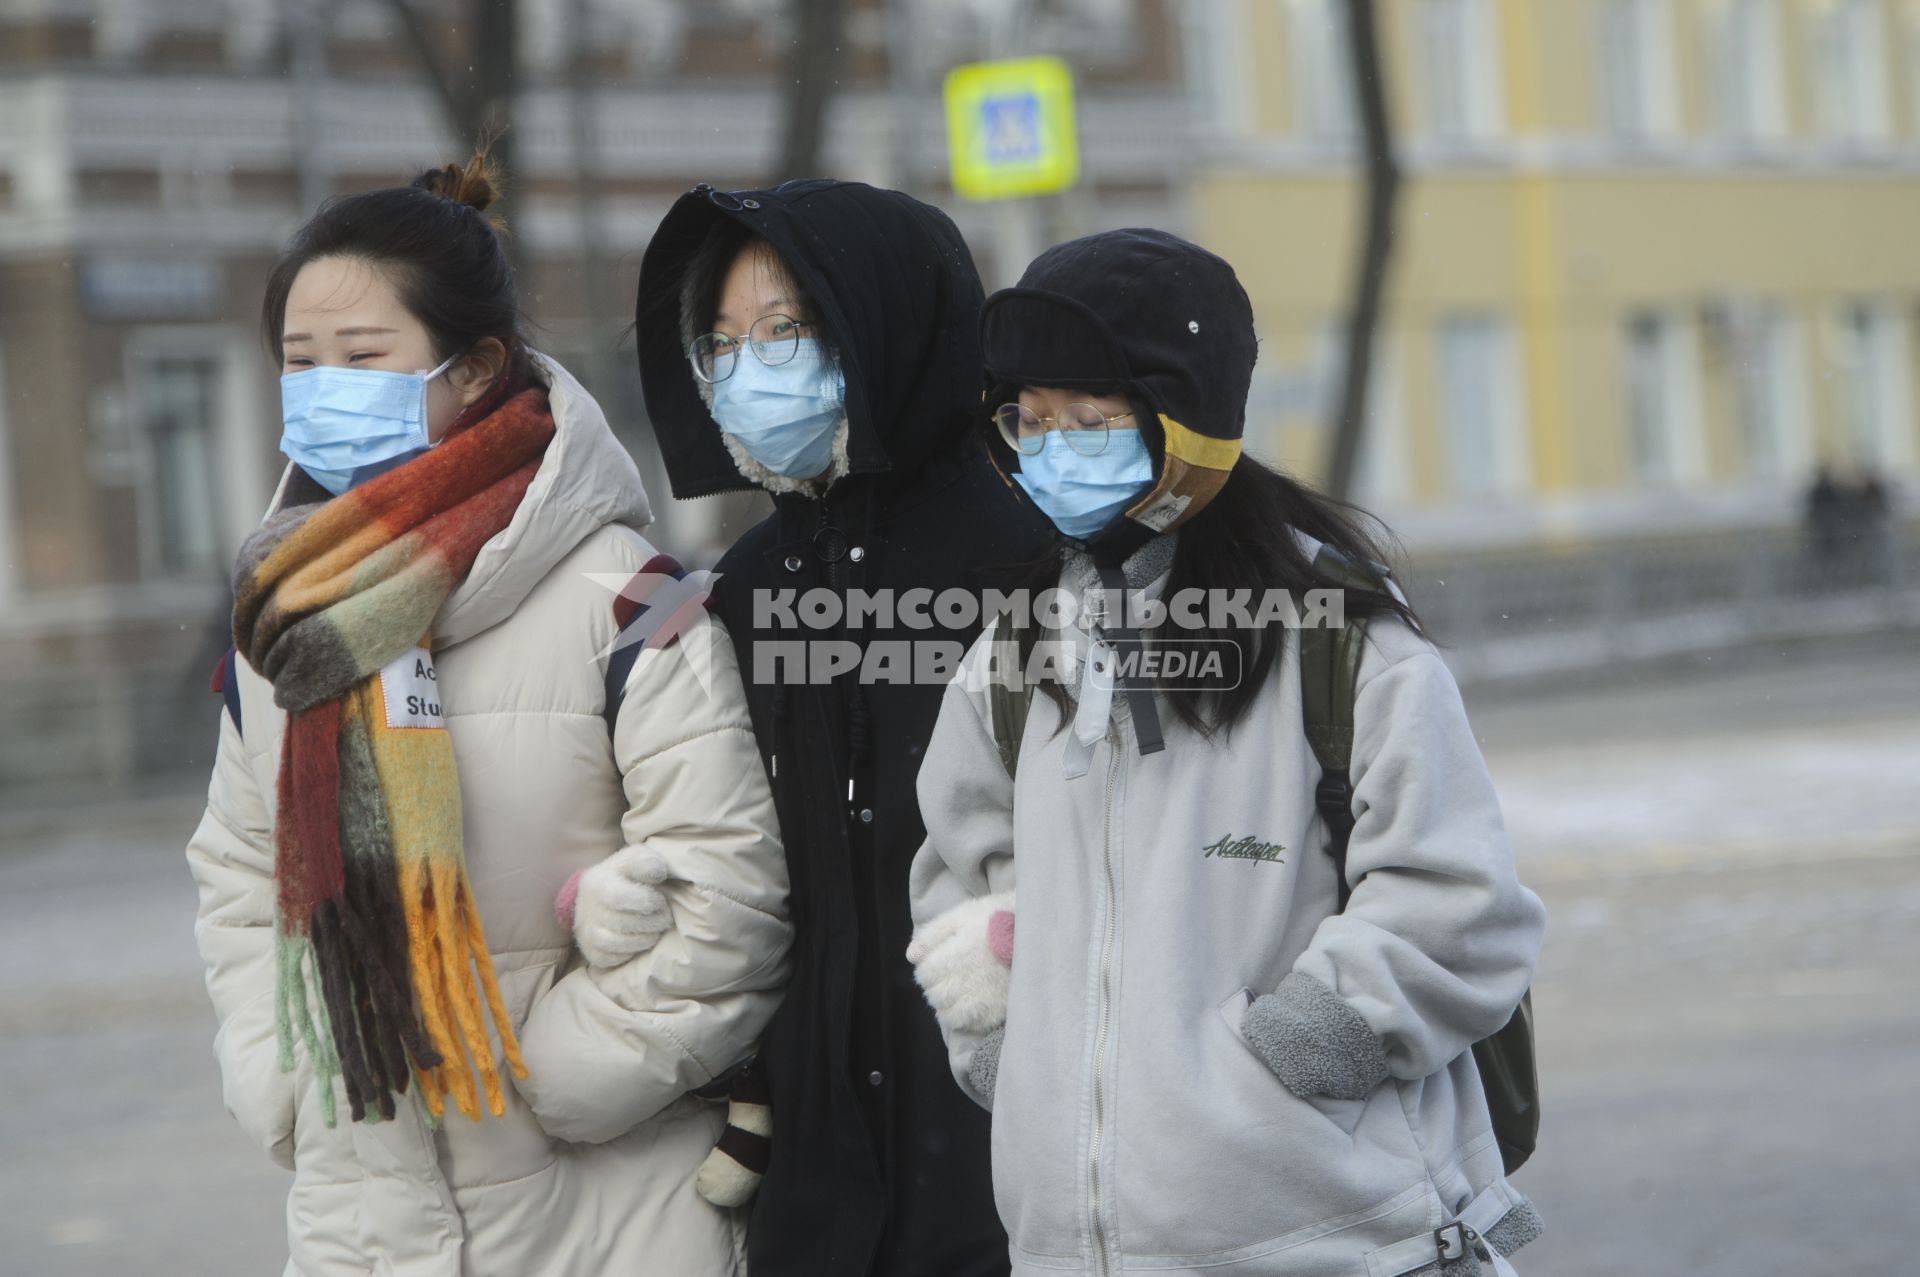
[1186,0,1920,546]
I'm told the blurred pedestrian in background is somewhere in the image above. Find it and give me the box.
[186,151,791,1277]
[1804,462,1899,585]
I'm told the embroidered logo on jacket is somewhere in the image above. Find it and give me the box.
[1202,833,1287,865]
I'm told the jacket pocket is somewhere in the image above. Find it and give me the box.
[1216,988,1368,1137]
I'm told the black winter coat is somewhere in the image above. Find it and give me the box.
[636,179,1053,1277]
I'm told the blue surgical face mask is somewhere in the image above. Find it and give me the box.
[1013,426,1156,541]
[279,353,460,496]
[708,338,845,480]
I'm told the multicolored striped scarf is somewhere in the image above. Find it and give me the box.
[232,379,554,1127]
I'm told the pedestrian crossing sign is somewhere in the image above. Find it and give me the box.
[944,56,1080,201]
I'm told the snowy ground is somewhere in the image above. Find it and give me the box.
[0,631,1915,1275]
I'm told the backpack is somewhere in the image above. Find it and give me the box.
[984,544,1540,1176]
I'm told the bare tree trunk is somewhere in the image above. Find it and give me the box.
[471,0,518,207]
[381,0,520,245]
[1323,0,1400,503]
[776,0,850,182]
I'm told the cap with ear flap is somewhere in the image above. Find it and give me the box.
[981,228,1256,558]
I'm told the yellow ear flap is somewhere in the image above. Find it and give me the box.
[1158,414,1241,472]
[1124,415,1239,533]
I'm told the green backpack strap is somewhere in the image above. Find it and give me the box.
[1300,544,1374,907]
[1299,543,1540,1176]
[986,619,1032,780]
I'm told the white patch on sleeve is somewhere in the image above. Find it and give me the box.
[379,646,444,730]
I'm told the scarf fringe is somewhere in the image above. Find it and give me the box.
[274,731,532,1127]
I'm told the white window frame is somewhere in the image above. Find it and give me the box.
[1908,6,1920,141]
[121,326,270,582]
[1415,0,1506,143]
[1725,301,1811,480]
[1181,0,1253,136]
[1287,0,1357,142]
[1623,308,1708,486]
[1313,318,1409,504]
[1811,0,1891,144]
[1599,0,1680,141]
[1435,313,1529,499]
[1710,0,1787,144]
[1829,301,1918,472]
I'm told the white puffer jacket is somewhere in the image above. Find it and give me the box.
[184,354,792,1277]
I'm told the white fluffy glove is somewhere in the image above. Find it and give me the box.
[559,847,675,969]
[906,891,1015,1035]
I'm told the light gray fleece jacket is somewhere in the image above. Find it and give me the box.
[907,532,1548,1277]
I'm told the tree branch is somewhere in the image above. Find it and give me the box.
[1324,0,1401,502]
[379,0,478,144]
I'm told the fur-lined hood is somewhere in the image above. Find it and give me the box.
[634,179,989,500]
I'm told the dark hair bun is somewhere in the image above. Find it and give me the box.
[413,151,503,222]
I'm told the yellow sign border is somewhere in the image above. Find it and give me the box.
[943,56,1081,202]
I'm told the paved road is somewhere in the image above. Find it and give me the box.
[2,633,1916,1274]
[1469,631,1920,1275]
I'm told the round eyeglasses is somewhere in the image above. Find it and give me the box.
[995,402,1134,457]
[689,314,814,384]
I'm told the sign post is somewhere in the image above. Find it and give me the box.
[943,54,1080,284]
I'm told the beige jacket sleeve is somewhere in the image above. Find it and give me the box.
[184,704,298,1170]
[516,614,793,1145]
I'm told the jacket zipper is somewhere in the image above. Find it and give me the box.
[1088,723,1123,1276]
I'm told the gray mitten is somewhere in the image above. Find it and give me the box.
[1241,971,1390,1100]
[968,1026,1006,1103]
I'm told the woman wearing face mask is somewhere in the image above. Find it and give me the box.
[184,152,791,1277]
[614,181,1052,1277]
[907,230,1549,1276]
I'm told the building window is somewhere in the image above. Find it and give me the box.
[1312,319,1409,503]
[1831,302,1917,472]
[1288,0,1356,141]
[1709,0,1786,143]
[1722,302,1807,479]
[139,354,227,578]
[1908,7,1920,138]
[1599,0,1678,139]
[1435,314,1527,498]
[1812,0,1890,143]
[1416,0,1504,141]
[1624,310,1706,484]
[1181,0,1250,135]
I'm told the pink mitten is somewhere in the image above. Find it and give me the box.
[554,868,586,929]
[986,910,1015,966]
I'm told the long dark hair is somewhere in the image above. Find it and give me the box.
[260,150,530,383]
[1024,449,1423,739]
